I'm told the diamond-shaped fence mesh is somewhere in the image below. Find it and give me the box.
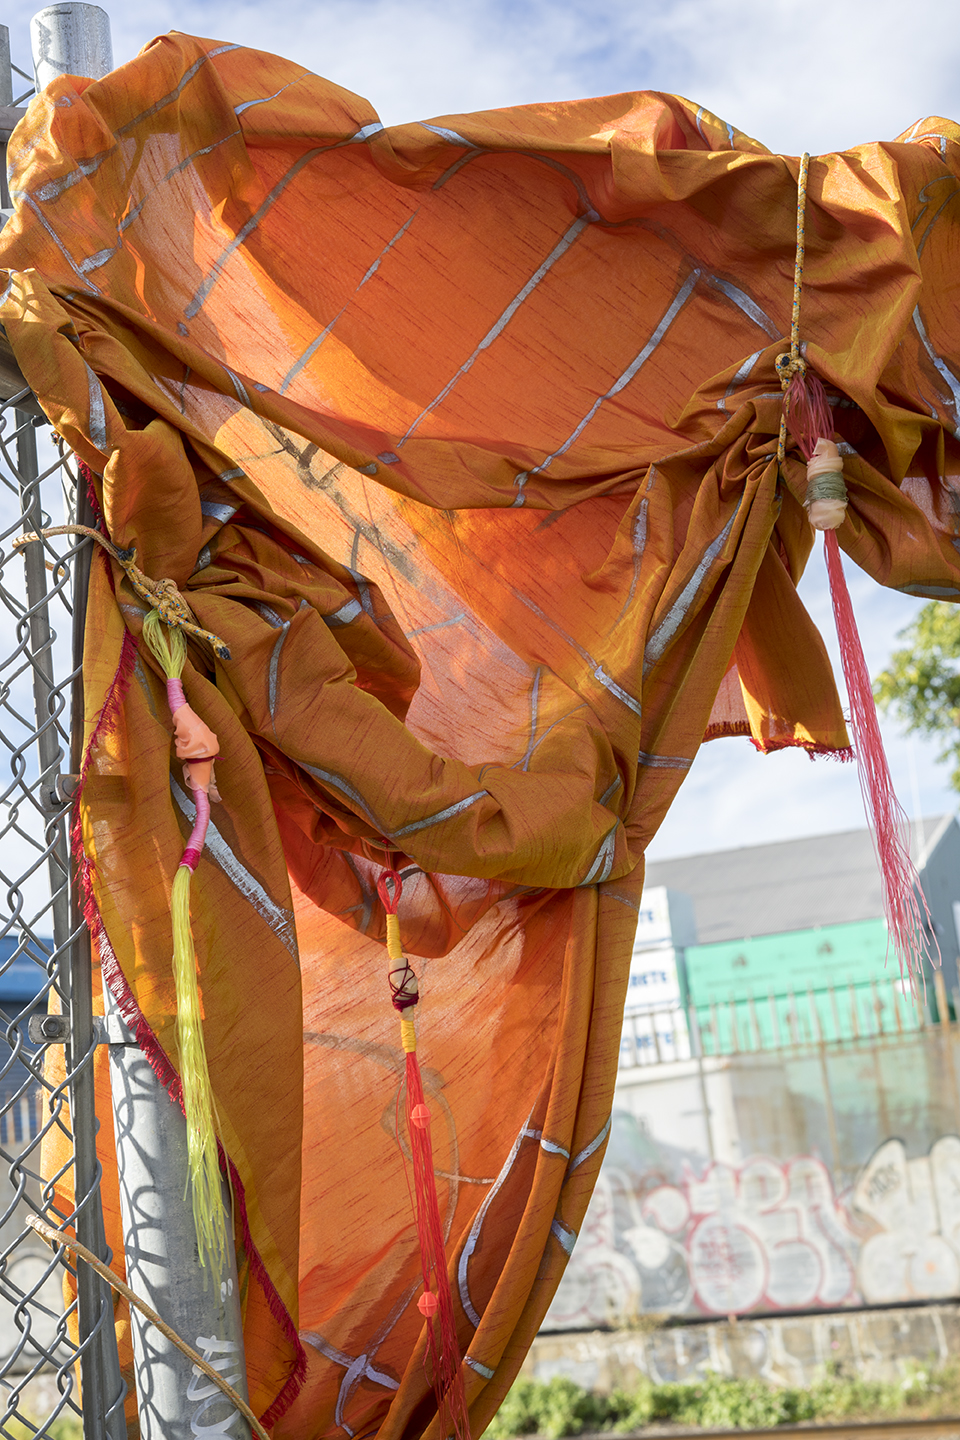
[0,396,124,1440]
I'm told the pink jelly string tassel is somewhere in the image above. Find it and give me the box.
[784,375,939,992]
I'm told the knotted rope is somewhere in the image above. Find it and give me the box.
[14,524,230,659]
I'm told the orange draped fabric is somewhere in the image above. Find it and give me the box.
[5,33,960,1437]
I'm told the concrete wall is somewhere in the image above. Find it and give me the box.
[543,1027,960,1330]
[526,1303,960,1391]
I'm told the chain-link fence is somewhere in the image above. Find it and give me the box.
[0,392,125,1439]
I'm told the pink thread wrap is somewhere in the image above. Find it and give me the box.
[167,678,186,711]
[181,788,211,869]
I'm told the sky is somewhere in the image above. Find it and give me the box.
[8,0,960,865]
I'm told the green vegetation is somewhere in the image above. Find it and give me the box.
[488,1363,960,1437]
[2,1413,82,1440]
[874,600,960,791]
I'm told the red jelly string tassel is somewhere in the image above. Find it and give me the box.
[783,378,939,991]
[378,871,470,1440]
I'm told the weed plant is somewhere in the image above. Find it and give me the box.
[487,1360,960,1437]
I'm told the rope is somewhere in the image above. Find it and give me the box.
[14,525,230,660]
[26,1213,270,1440]
[775,150,811,468]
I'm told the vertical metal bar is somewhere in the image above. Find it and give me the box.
[689,1010,715,1162]
[828,984,842,1043]
[848,982,860,1040]
[746,993,762,1051]
[809,987,843,1179]
[767,990,781,1049]
[934,968,960,1137]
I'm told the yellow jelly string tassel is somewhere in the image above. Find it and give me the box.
[141,608,227,1273]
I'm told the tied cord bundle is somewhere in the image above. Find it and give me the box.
[377,869,471,1440]
[141,608,227,1272]
[776,153,936,991]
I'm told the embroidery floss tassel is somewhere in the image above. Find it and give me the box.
[141,609,227,1272]
[378,871,470,1440]
[781,390,937,990]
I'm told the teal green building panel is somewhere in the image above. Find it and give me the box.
[685,918,893,1004]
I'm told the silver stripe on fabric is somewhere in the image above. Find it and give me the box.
[349,122,385,142]
[465,1356,495,1380]
[224,365,252,407]
[638,748,693,770]
[703,276,777,337]
[251,601,285,628]
[600,888,640,914]
[347,566,375,613]
[599,774,622,806]
[694,107,708,143]
[280,305,347,394]
[358,213,416,288]
[268,618,294,728]
[219,467,245,482]
[281,214,418,393]
[643,498,743,675]
[85,364,107,452]
[393,216,590,448]
[551,1218,577,1255]
[725,121,736,148]
[419,122,474,145]
[170,778,299,959]
[512,268,700,503]
[14,190,102,294]
[913,306,960,434]
[568,1116,611,1174]
[718,349,765,412]
[192,545,212,574]
[186,144,330,317]
[200,500,239,523]
[458,1116,538,1327]
[518,668,542,772]
[540,1137,571,1159]
[298,763,388,832]
[234,78,302,115]
[324,598,363,627]
[513,589,642,717]
[578,828,617,887]
[391,789,489,839]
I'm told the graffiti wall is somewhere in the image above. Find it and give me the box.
[543,1121,960,1329]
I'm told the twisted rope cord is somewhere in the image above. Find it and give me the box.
[775,150,811,468]
[14,525,230,659]
[26,1213,270,1440]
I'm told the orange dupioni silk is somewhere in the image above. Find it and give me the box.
[5,33,960,1437]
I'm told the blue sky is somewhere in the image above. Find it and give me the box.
[14,0,960,859]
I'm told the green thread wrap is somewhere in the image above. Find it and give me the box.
[805,472,848,504]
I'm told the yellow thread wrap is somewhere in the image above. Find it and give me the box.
[172,865,228,1272]
[400,1016,417,1053]
[386,912,402,961]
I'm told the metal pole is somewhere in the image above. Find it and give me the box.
[30,3,112,90]
[105,994,252,1440]
[17,416,125,1440]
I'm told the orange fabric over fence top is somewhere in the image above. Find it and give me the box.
[4,32,960,1437]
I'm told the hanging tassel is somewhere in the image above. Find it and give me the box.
[141,609,228,1271]
[780,378,938,990]
[378,870,470,1440]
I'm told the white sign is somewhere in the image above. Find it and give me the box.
[625,945,682,1013]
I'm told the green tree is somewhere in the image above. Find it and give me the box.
[874,601,960,791]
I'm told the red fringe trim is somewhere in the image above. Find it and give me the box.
[71,626,306,1427]
[703,721,854,762]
